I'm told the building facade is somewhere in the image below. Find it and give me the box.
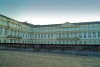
[0,15,32,44]
[0,14,100,45]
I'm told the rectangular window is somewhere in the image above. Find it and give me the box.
[88,32,91,38]
[98,32,100,38]
[93,32,96,38]
[0,27,2,35]
[83,32,87,38]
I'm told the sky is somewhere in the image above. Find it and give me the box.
[0,0,100,25]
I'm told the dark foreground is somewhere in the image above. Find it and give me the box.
[0,50,100,67]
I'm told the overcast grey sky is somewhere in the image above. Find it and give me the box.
[0,0,100,25]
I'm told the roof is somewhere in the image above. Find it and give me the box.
[31,24,62,28]
[72,21,100,25]
[1,14,100,27]
[21,21,63,28]
[0,14,20,22]
[0,14,31,27]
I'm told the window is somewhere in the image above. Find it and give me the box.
[98,32,100,38]
[88,32,91,38]
[93,32,96,38]
[4,29,7,35]
[58,33,61,38]
[48,33,50,38]
[83,32,87,38]
[0,27,2,35]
